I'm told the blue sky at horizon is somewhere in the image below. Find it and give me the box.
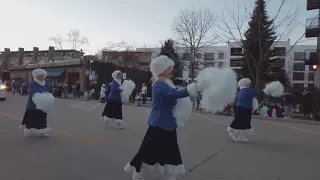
[0,0,318,55]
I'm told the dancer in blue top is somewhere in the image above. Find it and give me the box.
[227,78,284,142]
[101,70,124,129]
[19,68,55,137]
[124,55,198,180]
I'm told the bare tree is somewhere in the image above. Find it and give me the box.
[49,34,64,50]
[216,0,317,88]
[138,43,162,59]
[66,29,89,58]
[100,41,140,70]
[172,8,217,80]
[49,34,64,60]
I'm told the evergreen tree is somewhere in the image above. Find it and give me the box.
[159,39,182,79]
[241,0,277,88]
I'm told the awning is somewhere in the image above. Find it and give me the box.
[47,71,65,77]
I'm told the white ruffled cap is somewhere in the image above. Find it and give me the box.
[32,68,47,78]
[112,70,122,79]
[238,78,251,88]
[150,55,175,77]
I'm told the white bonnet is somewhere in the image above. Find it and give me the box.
[150,55,175,77]
[238,78,251,88]
[112,70,122,79]
[32,68,47,78]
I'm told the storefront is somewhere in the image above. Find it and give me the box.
[8,59,87,89]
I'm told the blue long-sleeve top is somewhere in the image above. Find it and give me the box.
[236,88,265,109]
[148,81,189,131]
[26,81,49,110]
[108,80,122,102]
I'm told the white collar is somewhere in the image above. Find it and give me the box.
[164,78,176,88]
[239,87,249,89]
[34,79,45,86]
[114,78,122,85]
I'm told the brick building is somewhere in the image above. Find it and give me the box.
[0,46,91,89]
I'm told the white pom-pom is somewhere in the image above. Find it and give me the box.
[196,67,237,113]
[187,82,198,97]
[252,98,259,111]
[263,81,284,97]
[121,80,136,102]
[174,97,193,127]
[32,92,55,113]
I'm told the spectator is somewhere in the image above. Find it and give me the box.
[283,90,293,119]
[141,83,147,104]
[75,81,81,98]
[196,92,202,110]
[302,89,313,119]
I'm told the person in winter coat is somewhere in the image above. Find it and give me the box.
[19,69,55,137]
[100,84,107,103]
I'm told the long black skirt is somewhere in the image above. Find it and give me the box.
[229,106,252,130]
[21,109,48,131]
[128,126,185,175]
[102,99,122,119]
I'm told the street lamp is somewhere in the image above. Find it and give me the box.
[313,65,317,70]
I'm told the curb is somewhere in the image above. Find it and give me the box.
[188,109,320,126]
[253,115,320,126]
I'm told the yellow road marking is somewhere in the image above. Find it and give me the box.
[0,112,104,144]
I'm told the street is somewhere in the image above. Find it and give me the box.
[0,94,319,180]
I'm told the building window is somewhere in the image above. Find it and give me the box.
[273,47,286,56]
[293,72,305,81]
[218,53,224,59]
[218,62,224,68]
[195,53,202,59]
[204,61,215,67]
[204,53,214,60]
[230,48,242,56]
[293,63,305,71]
[294,52,306,60]
[182,53,191,60]
[230,58,242,67]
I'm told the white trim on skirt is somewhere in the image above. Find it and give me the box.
[124,162,186,176]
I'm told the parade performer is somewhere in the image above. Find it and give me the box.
[124,55,237,180]
[227,78,284,142]
[101,70,135,129]
[19,68,55,137]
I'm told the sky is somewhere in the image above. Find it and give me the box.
[0,0,318,55]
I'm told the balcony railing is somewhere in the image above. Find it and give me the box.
[307,0,320,10]
[306,17,320,38]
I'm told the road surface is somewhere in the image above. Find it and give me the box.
[0,94,319,180]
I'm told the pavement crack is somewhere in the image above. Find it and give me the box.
[181,146,228,179]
